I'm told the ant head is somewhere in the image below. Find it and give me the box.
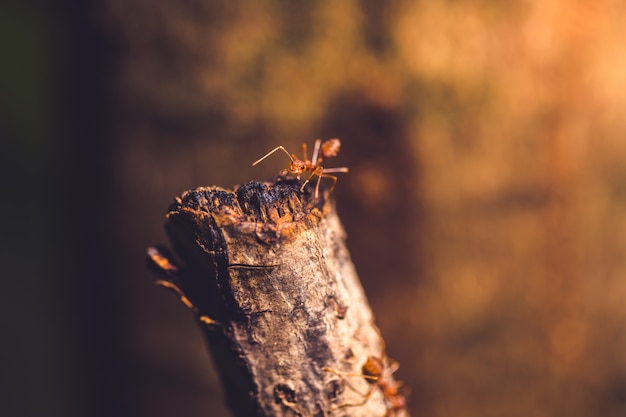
[288,159,307,175]
[362,356,384,380]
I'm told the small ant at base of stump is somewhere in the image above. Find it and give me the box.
[252,138,349,199]
[324,353,407,417]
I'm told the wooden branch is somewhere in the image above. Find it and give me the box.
[148,179,408,417]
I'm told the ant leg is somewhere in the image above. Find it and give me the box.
[315,171,323,199]
[252,146,295,166]
[327,174,338,193]
[300,166,323,194]
[324,367,378,383]
[313,172,338,193]
[320,167,349,192]
[311,138,322,165]
[302,168,347,197]
[324,368,378,410]
[332,387,376,411]
[320,167,349,174]
[386,359,400,375]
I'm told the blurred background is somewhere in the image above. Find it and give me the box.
[3,1,626,416]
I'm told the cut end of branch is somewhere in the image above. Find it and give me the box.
[168,178,334,245]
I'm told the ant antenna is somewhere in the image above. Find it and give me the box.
[252,146,295,166]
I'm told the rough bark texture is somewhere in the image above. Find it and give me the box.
[148,179,407,417]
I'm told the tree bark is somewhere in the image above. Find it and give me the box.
[148,179,408,417]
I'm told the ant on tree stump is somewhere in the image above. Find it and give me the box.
[147,140,408,417]
[252,138,349,199]
[324,339,407,417]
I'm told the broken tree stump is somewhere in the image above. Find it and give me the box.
[148,179,408,417]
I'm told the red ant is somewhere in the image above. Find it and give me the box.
[252,138,349,198]
[324,351,407,416]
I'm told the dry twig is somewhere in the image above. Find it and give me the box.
[148,179,408,417]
